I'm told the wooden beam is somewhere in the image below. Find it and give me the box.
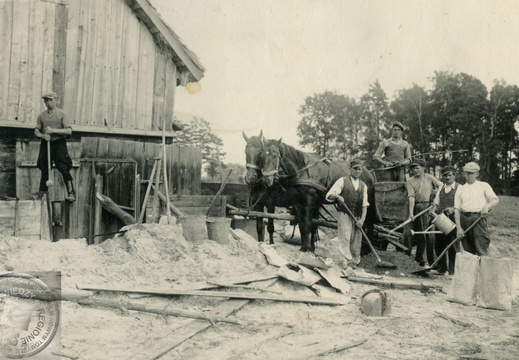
[95,193,136,226]
[93,174,103,245]
[228,208,338,229]
[132,0,204,81]
[346,276,444,291]
[76,284,347,305]
[0,122,177,139]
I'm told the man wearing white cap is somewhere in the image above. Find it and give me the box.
[35,92,75,202]
[454,162,499,256]
[326,159,369,266]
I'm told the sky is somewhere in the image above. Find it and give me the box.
[151,0,519,165]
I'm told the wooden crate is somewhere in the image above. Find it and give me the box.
[374,182,408,221]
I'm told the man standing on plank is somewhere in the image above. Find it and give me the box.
[35,92,76,202]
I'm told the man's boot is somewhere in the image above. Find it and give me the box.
[65,180,76,202]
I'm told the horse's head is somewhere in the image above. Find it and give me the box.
[242,130,264,184]
[260,138,282,187]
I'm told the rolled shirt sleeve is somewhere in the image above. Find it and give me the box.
[325,178,344,202]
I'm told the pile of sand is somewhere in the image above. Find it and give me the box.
[0,223,271,293]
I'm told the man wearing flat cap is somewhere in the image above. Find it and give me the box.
[35,92,76,202]
[454,162,499,256]
[373,122,412,181]
[430,166,460,275]
[326,159,369,266]
[405,159,443,267]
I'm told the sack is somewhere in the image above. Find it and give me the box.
[446,252,480,305]
[477,257,513,311]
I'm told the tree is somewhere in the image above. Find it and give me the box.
[428,72,489,170]
[391,84,430,155]
[487,81,519,192]
[173,116,226,180]
[297,91,347,157]
[359,80,392,162]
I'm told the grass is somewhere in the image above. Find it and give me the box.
[487,196,519,259]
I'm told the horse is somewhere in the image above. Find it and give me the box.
[242,131,293,244]
[259,138,379,252]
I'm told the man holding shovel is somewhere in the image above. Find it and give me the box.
[404,159,443,267]
[325,159,369,266]
[35,92,75,202]
[454,162,499,256]
[373,122,412,181]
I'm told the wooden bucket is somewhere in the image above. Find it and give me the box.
[179,216,208,244]
[432,213,456,234]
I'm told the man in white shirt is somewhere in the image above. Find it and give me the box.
[326,159,369,266]
[454,162,499,256]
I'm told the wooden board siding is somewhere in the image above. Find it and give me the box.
[0,1,14,122]
[0,137,17,199]
[0,200,41,240]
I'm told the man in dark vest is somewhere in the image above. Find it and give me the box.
[430,166,459,275]
[325,159,369,266]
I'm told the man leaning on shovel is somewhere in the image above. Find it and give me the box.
[454,162,499,256]
[34,92,76,202]
[325,159,369,267]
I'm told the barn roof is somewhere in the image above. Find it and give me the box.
[130,0,205,84]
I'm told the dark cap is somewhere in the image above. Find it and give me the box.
[410,159,426,167]
[42,92,58,100]
[392,122,404,131]
[441,166,456,175]
[350,159,364,168]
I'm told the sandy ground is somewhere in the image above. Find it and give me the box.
[0,214,518,360]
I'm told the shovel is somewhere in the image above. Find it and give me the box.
[45,139,54,241]
[336,198,397,269]
[412,215,484,275]
[388,205,433,234]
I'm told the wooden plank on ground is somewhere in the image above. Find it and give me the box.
[76,284,346,305]
[346,275,445,291]
[131,278,279,360]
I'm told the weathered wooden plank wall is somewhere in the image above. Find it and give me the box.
[0,0,64,124]
[0,137,17,199]
[1,0,178,134]
[61,0,173,131]
[0,200,41,240]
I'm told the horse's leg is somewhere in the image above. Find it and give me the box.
[266,204,275,245]
[308,193,321,252]
[256,216,264,242]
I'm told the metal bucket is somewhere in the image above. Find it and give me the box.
[206,217,232,244]
[179,216,207,244]
[432,213,456,234]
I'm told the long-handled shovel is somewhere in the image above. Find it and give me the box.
[45,139,54,241]
[412,215,484,275]
[336,198,397,269]
[388,205,433,234]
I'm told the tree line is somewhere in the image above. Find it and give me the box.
[297,71,519,194]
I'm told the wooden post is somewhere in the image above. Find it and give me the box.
[94,174,103,245]
[162,123,171,224]
[152,157,162,223]
[134,173,141,222]
[138,158,158,224]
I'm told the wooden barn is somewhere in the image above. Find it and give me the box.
[0,0,213,242]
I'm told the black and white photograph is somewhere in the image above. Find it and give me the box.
[0,0,518,359]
